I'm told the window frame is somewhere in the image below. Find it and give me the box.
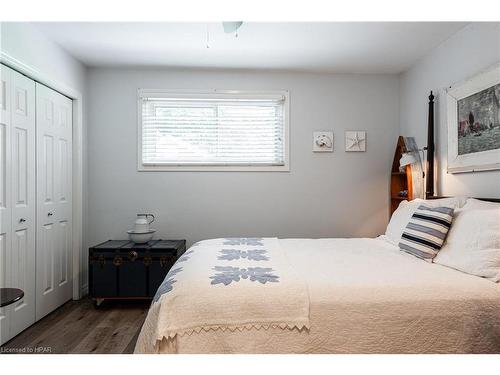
[137,89,290,172]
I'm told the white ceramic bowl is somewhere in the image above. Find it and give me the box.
[133,223,150,233]
[127,229,156,244]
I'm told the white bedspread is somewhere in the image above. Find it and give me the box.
[135,238,309,352]
[135,237,500,354]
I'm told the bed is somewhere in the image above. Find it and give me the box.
[135,233,500,354]
[135,93,500,354]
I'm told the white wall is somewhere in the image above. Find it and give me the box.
[0,22,89,293]
[400,23,500,198]
[87,68,399,247]
[2,21,496,296]
[0,23,87,92]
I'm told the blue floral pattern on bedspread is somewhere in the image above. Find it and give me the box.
[218,249,269,261]
[153,267,183,303]
[210,266,279,286]
[153,238,279,304]
[223,238,264,246]
[152,249,196,302]
[177,250,194,263]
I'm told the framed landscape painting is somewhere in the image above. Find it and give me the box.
[446,63,500,173]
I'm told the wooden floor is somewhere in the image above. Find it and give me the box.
[1,298,149,354]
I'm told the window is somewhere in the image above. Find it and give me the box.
[138,90,289,171]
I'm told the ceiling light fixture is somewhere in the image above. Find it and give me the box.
[206,24,210,48]
[222,22,243,38]
[206,22,243,49]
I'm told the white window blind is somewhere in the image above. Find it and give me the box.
[138,90,288,170]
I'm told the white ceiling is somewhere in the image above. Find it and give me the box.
[34,22,468,74]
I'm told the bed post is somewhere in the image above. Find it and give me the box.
[426,91,435,199]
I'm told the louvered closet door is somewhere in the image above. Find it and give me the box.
[0,64,36,345]
[36,83,73,321]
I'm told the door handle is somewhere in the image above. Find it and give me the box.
[47,212,53,216]
[19,218,26,223]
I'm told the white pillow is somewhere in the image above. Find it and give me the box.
[384,197,465,246]
[434,206,500,282]
[463,198,500,210]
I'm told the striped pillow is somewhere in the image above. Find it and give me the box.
[399,205,454,261]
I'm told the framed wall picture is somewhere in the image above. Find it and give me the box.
[446,63,500,173]
[312,131,334,152]
[345,131,366,152]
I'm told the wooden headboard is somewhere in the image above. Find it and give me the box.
[425,92,499,204]
[428,196,500,203]
[426,92,435,198]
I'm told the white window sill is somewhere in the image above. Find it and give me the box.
[137,164,290,172]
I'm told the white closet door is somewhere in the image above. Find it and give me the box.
[0,64,36,345]
[0,64,13,344]
[36,83,73,321]
[10,68,36,336]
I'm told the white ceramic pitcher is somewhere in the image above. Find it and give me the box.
[133,214,155,233]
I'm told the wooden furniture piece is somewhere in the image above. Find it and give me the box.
[389,91,437,215]
[0,288,25,308]
[390,136,415,215]
[89,239,186,307]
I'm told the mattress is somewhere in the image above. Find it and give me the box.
[136,237,500,354]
